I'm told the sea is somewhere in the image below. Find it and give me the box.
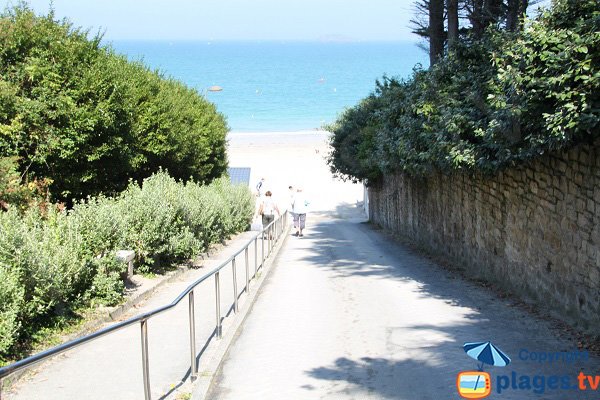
[111,41,428,132]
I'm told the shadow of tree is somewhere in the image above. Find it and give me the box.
[306,356,457,399]
[294,203,597,399]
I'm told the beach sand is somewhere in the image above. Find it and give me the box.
[227,130,364,213]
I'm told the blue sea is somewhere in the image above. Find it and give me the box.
[111,41,428,132]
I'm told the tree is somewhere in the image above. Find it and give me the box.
[413,0,537,61]
[0,6,229,204]
[411,0,447,65]
[447,0,460,49]
[507,0,530,31]
[429,0,446,64]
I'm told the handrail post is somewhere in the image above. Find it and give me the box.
[261,232,265,268]
[188,291,197,380]
[232,258,239,313]
[254,238,258,276]
[245,247,250,294]
[140,319,151,400]
[215,272,222,339]
[268,225,272,255]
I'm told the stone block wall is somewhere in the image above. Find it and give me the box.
[368,141,600,333]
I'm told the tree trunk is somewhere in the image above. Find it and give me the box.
[470,0,485,38]
[483,0,503,26]
[519,0,529,28]
[429,0,445,65]
[447,0,459,49]
[507,0,519,31]
[507,0,529,31]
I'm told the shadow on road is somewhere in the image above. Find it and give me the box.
[294,203,591,399]
[306,356,453,399]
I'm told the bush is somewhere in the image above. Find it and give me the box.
[0,210,26,360]
[0,265,24,363]
[328,0,600,181]
[118,172,203,270]
[0,5,228,204]
[0,156,50,211]
[488,0,600,159]
[0,171,254,361]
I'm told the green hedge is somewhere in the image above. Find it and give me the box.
[0,171,254,363]
[327,0,599,182]
[0,5,228,203]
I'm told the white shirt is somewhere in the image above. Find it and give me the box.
[292,191,309,214]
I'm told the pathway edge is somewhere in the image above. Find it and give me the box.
[191,224,291,400]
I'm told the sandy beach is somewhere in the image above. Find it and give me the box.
[227,130,364,214]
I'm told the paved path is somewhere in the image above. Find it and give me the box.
[208,206,600,400]
[4,230,276,400]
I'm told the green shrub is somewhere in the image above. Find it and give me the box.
[0,265,24,361]
[0,171,254,362]
[328,0,599,181]
[69,195,125,259]
[86,256,125,306]
[210,176,256,234]
[488,0,599,159]
[0,210,26,358]
[117,172,203,270]
[0,5,228,204]
[17,207,93,323]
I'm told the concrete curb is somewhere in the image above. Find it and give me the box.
[191,224,291,400]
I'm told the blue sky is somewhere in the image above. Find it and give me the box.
[1,0,419,41]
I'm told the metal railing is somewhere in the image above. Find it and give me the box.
[0,211,288,400]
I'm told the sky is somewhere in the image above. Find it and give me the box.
[0,0,419,42]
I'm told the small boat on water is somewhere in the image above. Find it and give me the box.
[208,85,223,92]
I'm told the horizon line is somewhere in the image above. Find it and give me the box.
[107,38,421,44]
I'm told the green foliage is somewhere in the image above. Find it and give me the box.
[328,0,600,181]
[0,5,228,203]
[0,171,254,361]
[327,94,385,183]
[488,0,600,158]
[118,172,204,270]
[0,156,50,210]
[0,250,25,364]
[86,256,125,306]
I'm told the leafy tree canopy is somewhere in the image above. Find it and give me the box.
[0,5,229,204]
[328,0,599,183]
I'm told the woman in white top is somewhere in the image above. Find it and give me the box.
[258,191,280,229]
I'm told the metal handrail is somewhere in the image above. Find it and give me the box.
[0,211,288,400]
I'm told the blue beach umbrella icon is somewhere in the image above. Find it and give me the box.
[463,341,511,370]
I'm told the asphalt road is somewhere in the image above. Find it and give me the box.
[208,205,600,400]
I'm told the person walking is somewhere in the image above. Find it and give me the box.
[255,177,265,197]
[292,187,308,237]
[258,190,279,232]
[288,185,297,230]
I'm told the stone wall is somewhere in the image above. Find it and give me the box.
[368,141,600,333]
